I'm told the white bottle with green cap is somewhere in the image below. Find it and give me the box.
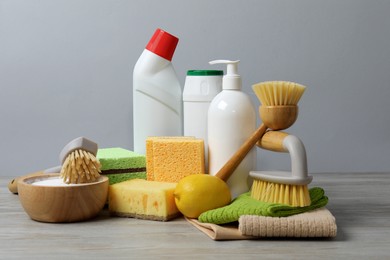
[183,70,223,172]
[207,60,256,198]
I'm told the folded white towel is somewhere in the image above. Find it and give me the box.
[239,208,337,238]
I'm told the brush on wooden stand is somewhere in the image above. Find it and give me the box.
[215,81,305,183]
[249,81,310,207]
[60,137,101,184]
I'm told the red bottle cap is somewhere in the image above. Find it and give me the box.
[146,28,179,61]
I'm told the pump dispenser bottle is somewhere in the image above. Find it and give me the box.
[207,60,256,198]
[133,29,182,154]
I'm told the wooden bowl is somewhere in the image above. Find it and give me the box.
[18,174,108,223]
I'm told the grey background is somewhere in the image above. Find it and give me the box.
[1,0,389,177]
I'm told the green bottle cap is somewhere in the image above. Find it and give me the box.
[186,70,223,76]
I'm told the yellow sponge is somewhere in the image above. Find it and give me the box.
[109,179,180,221]
[146,136,205,182]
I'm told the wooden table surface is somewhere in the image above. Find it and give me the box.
[1,172,389,259]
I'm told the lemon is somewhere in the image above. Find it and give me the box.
[174,174,231,218]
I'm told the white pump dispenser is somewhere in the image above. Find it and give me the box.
[207,60,257,198]
[209,60,241,90]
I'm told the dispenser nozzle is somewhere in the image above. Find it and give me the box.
[209,60,241,90]
[209,60,240,76]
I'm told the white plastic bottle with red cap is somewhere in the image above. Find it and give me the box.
[207,60,256,198]
[133,28,182,154]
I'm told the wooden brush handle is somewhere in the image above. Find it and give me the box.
[256,131,289,152]
[215,123,267,182]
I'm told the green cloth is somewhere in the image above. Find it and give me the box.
[198,187,328,225]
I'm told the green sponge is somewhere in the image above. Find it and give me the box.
[97,148,146,185]
[104,172,146,185]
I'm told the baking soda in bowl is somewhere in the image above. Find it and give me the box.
[32,177,79,186]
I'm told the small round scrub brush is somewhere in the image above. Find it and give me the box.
[60,137,101,184]
[253,81,306,130]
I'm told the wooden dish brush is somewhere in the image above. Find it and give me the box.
[215,81,306,183]
[248,81,310,207]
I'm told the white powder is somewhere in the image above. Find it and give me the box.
[32,178,79,187]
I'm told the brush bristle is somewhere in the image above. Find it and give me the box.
[252,81,306,106]
[60,149,101,184]
[251,179,311,207]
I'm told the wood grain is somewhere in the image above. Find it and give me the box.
[259,105,298,130]
[256,130,289,152]
[17,174,108,223]
[1,172,390,258]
